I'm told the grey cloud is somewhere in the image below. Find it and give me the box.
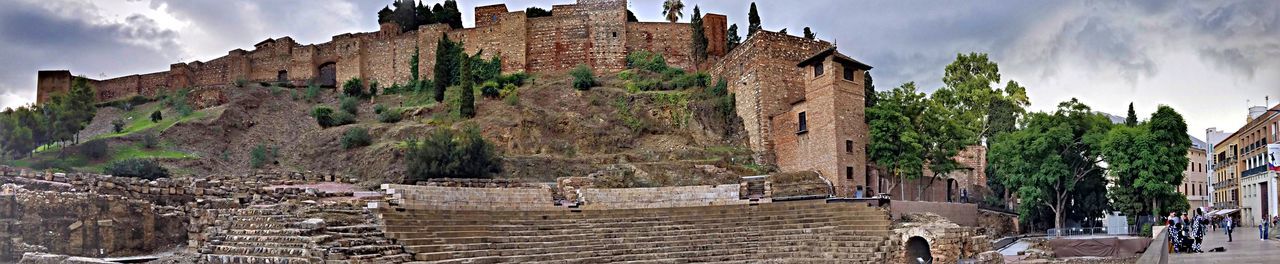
[0,0,181,109]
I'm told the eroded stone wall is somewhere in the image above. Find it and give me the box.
[0,188,187,260]
[626,22,694,70]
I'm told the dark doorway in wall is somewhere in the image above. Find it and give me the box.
[317,62,337,87]
[947,179,956,202]
[277,70,288,84]
[906,236,932,264]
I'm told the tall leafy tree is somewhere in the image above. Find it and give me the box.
[433,35,464,102]
[458,52,477,118]
[992,98,1111,232]
[690,6,708,62]
[415,2,436,26]
[867,82,927,197]
[662,0,685,23]
[1144,106,1191,215]
[747,2,761,37]
[391,0,418,32]
[803,27,816,39]
[726,24,742,51]
[935,53,1029,143]
[1103,105,1191,221]
[527,7,552,18]
[1125,102,1138,126]
[377,6,393,24]
[863,71,876,109]
[916,94,976,200]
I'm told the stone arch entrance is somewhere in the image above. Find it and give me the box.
[277,70,288,83]
[946,179,956,202]
[906,236,932,264]
[316,62,337,87]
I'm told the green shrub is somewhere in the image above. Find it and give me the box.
[570,64,596,90]
[141,133,159,149]
[503,87,520,106]
[331,111,356,126]
[176,103,194,117]
[340,127,372,149]
[368,81,379,97]
[249,144,277,169]
[480,81,501,98]
[305,83,321,102]
[340,97,359,115]
[404,127,501,182]
[498,72,529,87]
[384,84,403,95]
[312,106,336,128]
[377,108,403,123]
[1140,223,1153,237]
[617,70,635,80]
[150,110,163,122]
[342,78,364,98]
[111,119,126,133]
[671,72,702,89]
[414,79,435,93]
[626,50,668,72]
[105,159,169,180]
[79,140,109,160]
[374,104,387,114]
[128,95,151,107]
[661,67,685,79]
[234,78,247,88]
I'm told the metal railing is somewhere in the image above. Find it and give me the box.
[1046,227,1109,237]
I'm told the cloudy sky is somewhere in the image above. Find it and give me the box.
[1,0,1277,140]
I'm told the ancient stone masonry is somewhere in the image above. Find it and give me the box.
[0,186,187,261]
[38,0,724,104]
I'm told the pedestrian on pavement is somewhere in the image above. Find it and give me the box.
[1192,213,1205,253]
[1261,217,1269,241]
[1226,216,1234,242]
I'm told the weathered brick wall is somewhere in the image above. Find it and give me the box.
[526,15,592,72]
[577,184,748,210]
[361,32,418,87]
[332,34,365,86]
[773,54,869,197]
[578,0,628,71]
[167,63,193,89]
[474,4,508,28]
[246,38,294,82]
[702,13,727,57]
[977,209,1019,238]
[709,30,833,165]
[626,22,694,71]
[287,44,318,85]
[0,189,187,260]
[891,200,978,226]
[36,71,71,104]
[138,72,168,96]
[451,11,528,74]
[93,75,139,101]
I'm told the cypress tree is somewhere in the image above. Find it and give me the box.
[1125,102,1138,126]
[458,54,476,118]
[747,2,761,37]
[691,6,708,62]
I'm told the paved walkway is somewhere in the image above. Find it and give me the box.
[1170,228,1280,263]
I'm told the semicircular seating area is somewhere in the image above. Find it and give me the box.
[381,199,895,264]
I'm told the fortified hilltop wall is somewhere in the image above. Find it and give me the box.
[36,0,725,104]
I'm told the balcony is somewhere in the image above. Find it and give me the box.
[1242,166,1270,177]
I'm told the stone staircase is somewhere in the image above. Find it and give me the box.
[199,204,411,264]
[381,199,894,263]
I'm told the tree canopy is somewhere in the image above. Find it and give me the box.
[726,24,742,51]
[662,0,684,23]
[747,2,761,37]
[1104,105,1190,221]
[991,98,1111,232]
[690,6,708,63]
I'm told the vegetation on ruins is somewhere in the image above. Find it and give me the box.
[0,77,96,160]
[526,7,552,18]
[404,127,501,182]
[991,99,1111,233]
[151,110,163,122]
[662,0,685,23]
[312,105,354,128]
[111,119,126,133]
[341,127,372,149]
[571,64,597,91]
[620,51,710,92]
[1102,105,1191,222]
[340,97,359,115]
[104,158,170,180]
[803,27,816,40]
[726,24,742,51]
[379,0,463,32]
[305,83,322,102]
[79,140,109,161]
[691,6,709,63]
[377,107,403,123]
[249,144,278,169]
[748,2,762,37]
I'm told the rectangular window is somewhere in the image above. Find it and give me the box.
[846,166,853,180]
[843,66,855,81]
[846,140,853,153]
[814,62,824,76]
[797,112,808,133]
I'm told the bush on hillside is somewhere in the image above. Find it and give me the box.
[80,140,109,160]
[111,119,126,133]
[480,81,501,98]
[404,127,501,182]
[312,106,335,128]
[105,158,170,180]
[342,78,364,98]
[305,83,322,102]
[150,110,163,122]
[141,132,159,149]
[626,50,668,72]
[498,72,529,87]
[340,97,359,115]
[377,108,403,123]
[571,64,596,90]
[341,127,372,149]
[249,144,277,169]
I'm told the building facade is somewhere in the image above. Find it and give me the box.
[1206,127,1232,207]
[1212,104,1279,226]
[1183,144,1209,210]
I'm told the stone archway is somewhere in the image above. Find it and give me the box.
[316,62,337,87]
[906,236,932,264]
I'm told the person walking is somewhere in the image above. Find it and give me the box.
[1192,213,1205,253]
[1226,216,1234,242]
[1261,217,1269,241]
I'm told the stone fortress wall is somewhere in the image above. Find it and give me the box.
[36,0,723,105]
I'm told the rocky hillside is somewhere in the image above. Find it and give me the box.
[55,72,756,187]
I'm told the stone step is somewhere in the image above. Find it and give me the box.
[387,219,889,243]
[382,204,883,221]
[382,212,889,233]
[406,231,887,255]
[221,234,317,244]
[221,241,313,249]
[228,228,315,236]
[416,244,883,263]
[201,253,316,264]
[407,231,886,260]
[208,245,318,258]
